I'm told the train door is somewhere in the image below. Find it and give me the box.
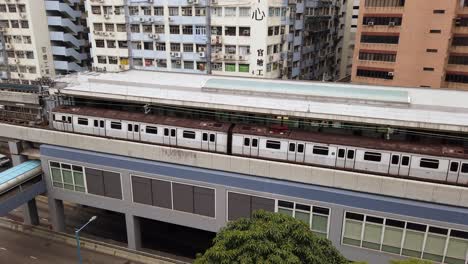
[242,137,252,156]
[389,154,401,175]
[447,160,460,184]
[296,143,305,163]
[287,142,296,162]
[345,149,356,169]
[93,119,106,136]
[126,123,141,141]
[336,148,346,168]
[250,138,259,156]
[398,155,411,177]
[201,132,209,150]
[63,115,73,132]
[163,127,177,146]
[201,132,217,152]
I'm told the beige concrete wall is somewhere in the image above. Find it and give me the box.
[0,122,467,208]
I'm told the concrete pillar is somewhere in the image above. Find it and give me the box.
[8,140,40,226]
[48,198,65,232]
[125,213,142,250]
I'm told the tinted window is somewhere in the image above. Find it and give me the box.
[127,124,133,132]
[244,138,250,146]
[100,120,104,128]
[111,122,122,130]
[171,129,176,137]
[266,140,281,150]
[297,144,304,153]
[94,120,98,127]
[313,146,329,155]
[183,131,196,139]
[146,126,158,134]
[402,156,410,166]
[68,117,72,123]
[346,212,364,221]
[347,150,355,159]
[134,125,139,132]
[450,162,459,172]
[210,134,215,142]
[252,138,258,147]
[338,149,345,158]
[364,152,382,162]
[202,133,208,141]
[461,163,468,173]
[420,158,439,169]
[289,143,295,152]
[77,118,88,126]
[164,128,169,136]
[391,155,399,165]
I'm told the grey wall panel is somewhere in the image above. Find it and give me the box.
[194,187,215,217]
[152,179,172,209]
[132,176,152,205]
[103,171,122,199]
[251,196,275,214]
[228,192,251,221]
[85,168,104,196]
[172,183,194,214]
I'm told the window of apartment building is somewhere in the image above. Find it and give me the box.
[18,4,26,13]
[266,63,272,72]
[154,7,164,16]
[364,0,405,7]
[356,68,394,80]
[363,16,402,26]
[84,167,122,199]
[168,7,179,16]
[211,26,222,35]
[429,29,441,34]
[452,37,468,46]
[182,25,193,35]
[195,7,205,16]
[94,23,103,31]
[239,7,250,17]
[423,67,434,71]
[113,24,124,32]
[225,63,236,72]
[170,43,181,52]
[239,64,249,73]
[130,24,140,33]
[156,42,166,51]
[268,27,274,36]
[143,25,152,33]
[108,56,118,64]
[131,41,142,49]
[172,60,182,69]
[196,62,206,71]
[225,7,236,16]
[0,20,8,29]
[25,51,34,59]
[114,6,124,15]
[426,49,438,53]
[448,55,468,65]
[15,51,24,58]
[144,59,154,67]
[446,73,468,84]
[19,66,27,73]
[23,36,31,44]
[141,6,151,16]
[239,46,250,55]
[195,26,206,35]
[361,34,399,44]
[212,63,222,71]
[129,6,139,16]
[225,27,236,36]
[170,25,180,34]
[196,44,205,52]
[267,45,272,55]
[157,59,167,68]
[274,26,280,35]
[155,25,164,33]
[118,41,127,49]
[103,6,112,15]
[239,27,250,36]
[225,45,236,54]
[10,20,19,28]
[0,4,6,13]
[50,162,86,193]
[211,7,222,17]
[6,51,15,58]
[91,6,101,15]
[106,40,116,48]
[7,4,16,12]
[143,42,153,50]
[28,66,36,74]
[134,58,144,67]
[184,61,194,69]
[212,44,222,53]
[269,7,275,17]
[105,23,114,32]
[182,7,192,16]
[359,51,396,62]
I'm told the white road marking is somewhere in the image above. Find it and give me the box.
[0,247,6,251]
[30,256,37,260]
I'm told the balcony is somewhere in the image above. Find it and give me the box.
[359,43,399,52]
[51,46,87,62]
[360,24,401,34]
[54,61,84,72]
[355,59,395,68]
[450,45,468,54]
[446,64,468,73]
[47,17,83,35]
[362,6,404,15]
[49,32,84,49]
[45,1,81,20]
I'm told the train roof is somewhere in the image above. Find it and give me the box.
[52,106,232,132]
[233,124,468,160]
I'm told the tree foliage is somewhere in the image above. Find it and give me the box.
[194,210,349,264]
[390,259,434,264]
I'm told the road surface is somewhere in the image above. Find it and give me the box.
[0,227,137,264]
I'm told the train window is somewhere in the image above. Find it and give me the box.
[401,156,410,166]
[128,124,133,132]
[338,149,345,158]
[289,143,296,152]
[62,116,66,121]
[202,133,208,141]
[313,146,329,156]
[77,118,88,126]
[461,163,468,173]
[164,128,169,136]
[183,131,196,139]
[171,129,176,137]
[134,125,139,132]
[298,144,304,153]
[450,162,459,172]
[146,126,158,134]
[94,120,98,127]
[111,122,122,130]
[266,140,281,150]
[347,150,355,159]
[252,139,258,147]
[52,114,56,121]
[210,134,215,142]
[244,138,250,146]
[100,120,104,128]
[68,117,72,123]
[364,152,382,162]
[391,155,399,165]
[419,158,439,169]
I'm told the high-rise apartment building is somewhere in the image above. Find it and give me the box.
[0,0,89,85]
[351,0,468,89]
[86,0,340,80]
[336,0,359,80]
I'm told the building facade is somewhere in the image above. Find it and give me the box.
[336,0,359,80]
[86,0,340,80]
[0,0,89,85]
[351,0,468,89]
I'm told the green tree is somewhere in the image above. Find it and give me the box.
[390,259,434,264]
[194,210,349,264]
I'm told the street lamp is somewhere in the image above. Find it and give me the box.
[75,215,97,264]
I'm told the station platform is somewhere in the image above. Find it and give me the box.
[0,160,45,216]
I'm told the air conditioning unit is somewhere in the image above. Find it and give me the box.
[109,32,115,37]
[147,18,154,23]
[238,55,245,60]
[6,44,12,49]
[199,51,206,58]
[119,65,125,69]
[170,52,181,58]
[19,13,26,18]
[211,0,217,4]
[388,21,396,27]
[367,21,374,26]
[18,73,24,77]
[176,60,181,65]
[388,72,394,77]
[139,17,145,22]
[104,14,110,19]
[148,33,153,38]
[242,30,250,35]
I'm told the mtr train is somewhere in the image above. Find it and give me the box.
[51,105,468,186]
